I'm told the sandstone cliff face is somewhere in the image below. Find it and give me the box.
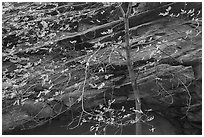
[2,2,201,135]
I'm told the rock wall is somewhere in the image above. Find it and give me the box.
[2,2,201,134]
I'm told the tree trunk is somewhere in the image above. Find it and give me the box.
[122,2,142,135]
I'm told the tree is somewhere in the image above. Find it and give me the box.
[119,2,142,135]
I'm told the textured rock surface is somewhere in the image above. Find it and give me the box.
[2,2,201,135]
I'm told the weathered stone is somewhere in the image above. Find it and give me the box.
[187,103,202,122]
[21,100,53,119]
[188,80,202,99]
[2,106,31,133]
[183,121,201,135]
[137,64,194,97]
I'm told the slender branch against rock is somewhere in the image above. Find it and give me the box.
[120,2,142,135]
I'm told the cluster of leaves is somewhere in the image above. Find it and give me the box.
[159,5,201,29]
[72,99,155,135]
